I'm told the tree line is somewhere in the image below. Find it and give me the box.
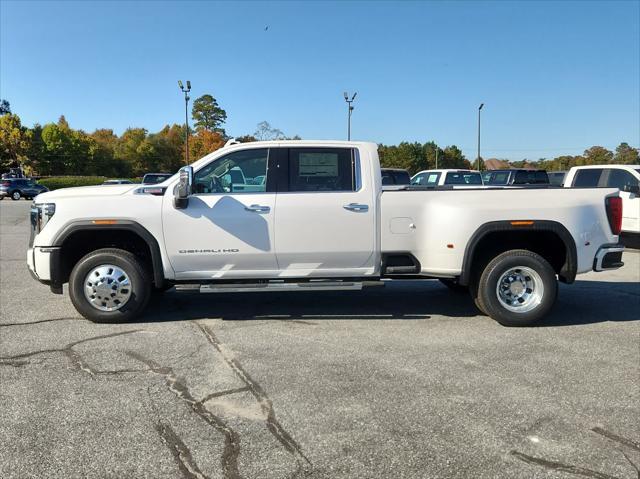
[0,97,637,177]
[0,96,296,177]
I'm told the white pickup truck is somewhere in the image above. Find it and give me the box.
[27,140,625,326]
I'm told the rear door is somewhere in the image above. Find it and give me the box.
[273,146,377,277]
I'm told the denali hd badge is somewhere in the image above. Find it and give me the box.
[178,249,240,254]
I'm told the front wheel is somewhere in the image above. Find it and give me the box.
[69,248,151,323]
[476,249,557,327]
[11,191,21,200]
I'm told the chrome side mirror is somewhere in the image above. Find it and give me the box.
[174,166,193,209]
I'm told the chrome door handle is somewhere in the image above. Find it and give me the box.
[245,204,270,213]
[343,203,369,212]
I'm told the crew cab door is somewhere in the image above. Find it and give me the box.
[162,147,278,279]
[273,146,377,277]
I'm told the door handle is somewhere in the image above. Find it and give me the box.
[245,204,270,213]
[343,203,369,212]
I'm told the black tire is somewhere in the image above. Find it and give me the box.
[11,190,21,200]
[69,248,151,323]
[476,249,557,327]
[439,278,468,293]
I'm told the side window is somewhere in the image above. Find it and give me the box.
[535,171,549,184]
[513,171,530,184]
[194,148,269,194]
[606,169,638,190]
[573,168,603,187]
[381,171,393,185]
[288,148,354,192]
[393,171,411,185]
[411,173,426,185]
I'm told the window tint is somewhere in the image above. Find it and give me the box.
[606,169,639,190]
[534,171,549,184]
[381,171,394,185]
[288,148,354,192]
[513,171,531,185]
[194,148,269,194]
[485,171,510,185]
[573,169,603,187]
[444,172,482,185]
[392,170,411,185]
[548,172,565,186]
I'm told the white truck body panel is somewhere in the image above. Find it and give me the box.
[29,141,620,286]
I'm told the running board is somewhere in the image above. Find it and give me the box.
[175,281,382,294]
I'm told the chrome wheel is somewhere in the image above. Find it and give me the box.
[495,266,543,313]
[12,191,21,200]
[84,264,132,311]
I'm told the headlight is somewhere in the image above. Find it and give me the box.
[30,202,56,234]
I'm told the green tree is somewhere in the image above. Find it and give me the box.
[583,146,613,165]
[614,142,639,164]
[192,94,227,135]
[0,99,10,115]
[0,113,31,170]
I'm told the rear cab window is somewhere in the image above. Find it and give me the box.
[572,168,604,187]
[287,148,356,192]
[444,172,483,185]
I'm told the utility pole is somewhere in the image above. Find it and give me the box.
[477,103,484,171]
[343,92,357,140]
[178,80,191,164]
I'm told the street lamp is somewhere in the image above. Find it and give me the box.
[178,80,191,164]
[344,91,357,141]
[477,103,484,171]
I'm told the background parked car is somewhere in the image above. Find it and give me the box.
[564,164,640,235]
[0,178,49,200]
[142,173,173,184]
[381,168,411,185]
[102,179,134,185]
[411,169,483,187]
[483,169,549,186]
[547,171,566,186]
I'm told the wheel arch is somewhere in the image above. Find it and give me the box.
[51,221,165,288]
[459,220,577,286]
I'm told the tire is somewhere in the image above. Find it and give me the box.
[69,248,152,323]
[476,249,557,327]
[11,190,21,200]
[439,278,468,293]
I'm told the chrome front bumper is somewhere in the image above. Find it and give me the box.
[593,245,625,272]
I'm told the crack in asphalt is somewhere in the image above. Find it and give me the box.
[0,330,143,376]
[511,427,640,479]
[126,351,241,479]
[194,321,312,474]
[510,450,622,479]
[0,317,83,328]
[593,427,640,452]
[198,387,251,404]
[156,423,209,479]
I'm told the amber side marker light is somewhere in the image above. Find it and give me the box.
[510,220,534,226]
[92,219,118,225]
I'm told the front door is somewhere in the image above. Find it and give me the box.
[273,146,377,277]
[162,147,278,280]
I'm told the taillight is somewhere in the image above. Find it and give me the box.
[1,181,10,187]
[605,196,622,235]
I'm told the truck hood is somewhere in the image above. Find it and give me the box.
[34,184,138,202]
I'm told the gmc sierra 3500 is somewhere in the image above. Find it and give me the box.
[27,140,625,326]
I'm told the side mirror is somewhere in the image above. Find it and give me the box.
[174,166,193,209]
[623,183,640,195]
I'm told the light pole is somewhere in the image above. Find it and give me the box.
[477,103,484,171]
[344,91,357,140]
[178,80,191,164]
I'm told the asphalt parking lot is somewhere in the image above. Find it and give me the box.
[1,200,639,479]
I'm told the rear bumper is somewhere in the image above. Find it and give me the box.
[593,245,625,272]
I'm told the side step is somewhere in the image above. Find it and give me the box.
[176,280,383,294]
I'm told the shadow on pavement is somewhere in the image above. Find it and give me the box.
[137,278,640,327]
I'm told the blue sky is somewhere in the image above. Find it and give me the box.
[1,0,638,160]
